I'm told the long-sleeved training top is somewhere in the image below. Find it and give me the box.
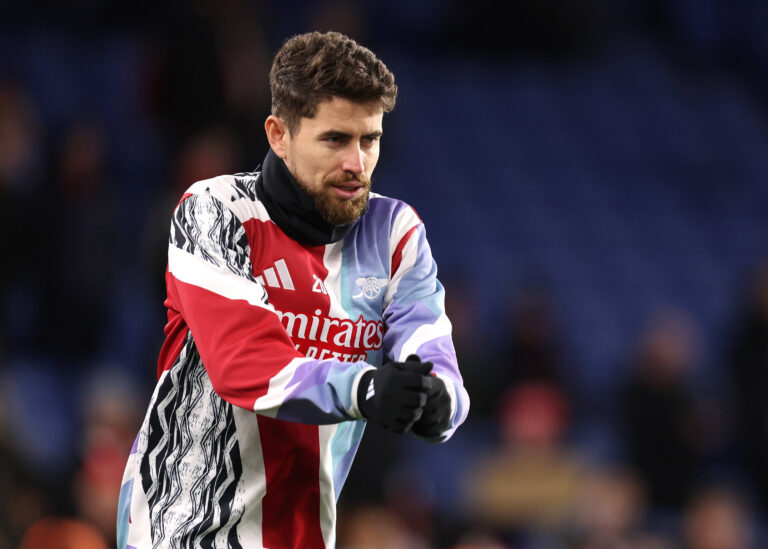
[117,149,470,549]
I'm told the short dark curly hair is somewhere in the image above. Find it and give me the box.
[269,31,398,134]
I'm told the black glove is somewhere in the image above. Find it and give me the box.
[411,371,452,438]
[357,354,433,433]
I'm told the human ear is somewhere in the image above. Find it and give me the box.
[264,115,289,159]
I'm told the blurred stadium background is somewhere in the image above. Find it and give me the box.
[2,0,768,547]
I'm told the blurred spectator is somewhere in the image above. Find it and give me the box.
[682,486,754,549]
[72,368,143,545]
[143,0,271,160]
[442,271,494,418]
[0,80,46,353]
[337,504,429,549]
[172,126,243,193]
[215,0,271,161]
[143,1,225,144]
[0,80,43,193]
[619,308,706,512]
[564,466,651,549]
[496,281,575,415]
[505,283,563,384]
[463,381,584,544]
[726,260,768,515]
[18,517,109,549]
[0,441,48,548]
[0,375,53,548]
[41,118,116,364]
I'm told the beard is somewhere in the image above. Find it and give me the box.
[301,173,372,226]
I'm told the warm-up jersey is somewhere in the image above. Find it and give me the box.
[117,172,469,549]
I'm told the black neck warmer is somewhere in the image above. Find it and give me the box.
[255,149,363,246]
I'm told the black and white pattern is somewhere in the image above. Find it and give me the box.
[230,174,260,203]
[140,335,245,548]
[170,192,253,280]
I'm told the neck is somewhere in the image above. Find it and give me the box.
[256,149,359,246]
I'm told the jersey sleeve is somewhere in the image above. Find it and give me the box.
[382,207,470,442]
[164,189,371,424]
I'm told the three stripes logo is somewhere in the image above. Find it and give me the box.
[255,259,295,291]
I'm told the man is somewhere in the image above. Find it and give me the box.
[117,31,469,549]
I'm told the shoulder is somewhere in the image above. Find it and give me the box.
[180,172,270,225]
[365,193,423,239]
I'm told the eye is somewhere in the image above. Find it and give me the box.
[362,135,380,147]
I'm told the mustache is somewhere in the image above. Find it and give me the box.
[325,173,371,187]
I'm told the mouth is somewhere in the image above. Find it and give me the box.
[330,182,364,200]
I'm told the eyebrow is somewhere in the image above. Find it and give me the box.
[318,130,383,140]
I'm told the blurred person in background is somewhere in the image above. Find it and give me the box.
[42,118,116,366]
[0,378,46,549]
[337,504,430,549]
[462,380,583,546]
[726,259,768,517]
[72,369,144,546]
[144,0,271,160]
[564,466,657,549]
[619,308,708,515]
[682,486,754,549]
[498,281,575,412]
[502,281,566,387]
[117,31,469,549]
[441,271,493,418]
[0,80,46,356]
[8,368,142,549]
[18,517,109,549]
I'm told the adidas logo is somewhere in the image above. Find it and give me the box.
[256,259,295,291]
[366,378,375,400]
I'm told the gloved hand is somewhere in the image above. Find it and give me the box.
[357,354,433,433]
[411,369,452,438]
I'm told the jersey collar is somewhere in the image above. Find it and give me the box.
[256,149,363,246]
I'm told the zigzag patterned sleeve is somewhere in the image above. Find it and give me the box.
[165,190,371,423]
[381,206,470,442]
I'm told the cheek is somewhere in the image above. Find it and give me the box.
[290,149,322,182]
[365,149,380,173]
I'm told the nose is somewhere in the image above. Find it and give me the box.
[341,144,365,174]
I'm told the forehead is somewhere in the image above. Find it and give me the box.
[299,97,383,135]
